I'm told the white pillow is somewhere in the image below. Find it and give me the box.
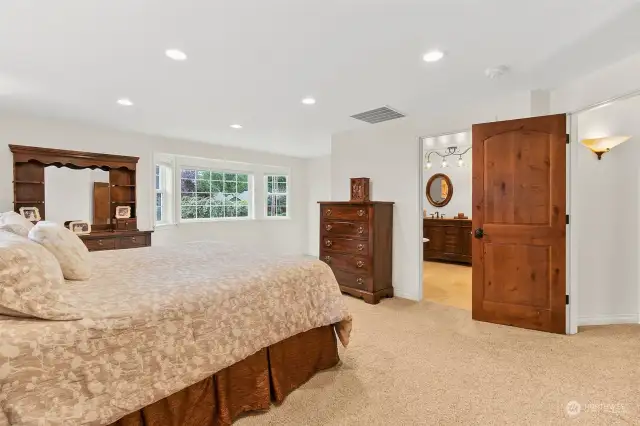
[0,211,34,233]
[28,221,92,281]
[0,223,30,238]
[0,231,80,320]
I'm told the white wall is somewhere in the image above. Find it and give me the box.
[0,112,310,255]
[552,50,640,326]
[330,91,532,300]
[423,146,472,218]
[306,156,331,256]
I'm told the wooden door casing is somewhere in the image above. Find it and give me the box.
[472,114,566,334]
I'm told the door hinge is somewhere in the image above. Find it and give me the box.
[566,134,570,144]
[566,214,570,225]
[566,295,570,305]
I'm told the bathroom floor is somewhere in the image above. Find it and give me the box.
[422,261,472,310]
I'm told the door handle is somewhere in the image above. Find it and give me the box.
[474,228,484,239]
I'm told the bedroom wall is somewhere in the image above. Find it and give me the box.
[331,91,532,300]
[0,112,310,255]
[552,50,640,326]
[306,155,331,256]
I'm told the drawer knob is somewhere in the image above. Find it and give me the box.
[357,244,364,251]
[357,209,365,217]
[356,277,364,285]
[357,226,364,234]
[324,255,332,263]
[131,237,137,242]
[356,260,365,268]
[98,240,103,246]
[324,239,333,247]
[325,224,332,231]
[326,209,332,216]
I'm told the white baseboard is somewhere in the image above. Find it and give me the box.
[393,289,421,302]
[578,314,640,326]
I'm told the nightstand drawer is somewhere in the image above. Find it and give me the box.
[322,205,369,221]
[322,237,369,255]
[322,221,368,239]
[118,234,149,249]
[84,237,116,252]
[320,252,371,274]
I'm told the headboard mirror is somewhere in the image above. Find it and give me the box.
[9,145,139,232]
[426,173,453,207]
[44,168,111,225]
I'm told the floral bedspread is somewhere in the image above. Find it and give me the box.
[0,241,351,426]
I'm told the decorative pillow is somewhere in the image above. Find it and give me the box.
[0,223,30,238]
[0,211,34,233]
[0,231,80,320]
[28,221,92,280]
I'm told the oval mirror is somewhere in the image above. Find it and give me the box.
[426,173,453,207]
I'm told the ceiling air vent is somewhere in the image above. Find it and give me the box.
[350,106,405,124]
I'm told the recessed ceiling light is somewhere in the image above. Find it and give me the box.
[117,98,133,106]
[423,50,444,63]
[230,124,243,129]
[165,49,187,61]
[302,97,316,105]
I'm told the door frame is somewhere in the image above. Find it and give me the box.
[417,127,577,334]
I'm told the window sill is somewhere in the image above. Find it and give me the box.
[262,216,291,221]
[154,222,178,231]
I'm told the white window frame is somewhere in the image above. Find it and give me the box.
[178,166,254,223]
[154,161,173,226]
[264,174,290,219]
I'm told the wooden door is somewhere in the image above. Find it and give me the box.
[472,114,566,333]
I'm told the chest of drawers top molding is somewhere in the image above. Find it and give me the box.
[318,201,394,305]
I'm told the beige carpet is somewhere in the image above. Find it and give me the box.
[423,261,472,310]
[238,296,640,425]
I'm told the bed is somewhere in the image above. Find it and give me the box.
[0,241,351,426]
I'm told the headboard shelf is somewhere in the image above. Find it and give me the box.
[9,144,140,231]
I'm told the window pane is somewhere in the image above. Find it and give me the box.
[181,179,196,193]
[196,179,211,193]
[211,180,223,193]
[224,173,237,181]
[182,205,196,219]
[212,205,224,218]
[155,166,160,190]
[211,172,223,180]
[181,169,195,179]
[156,206,162,221]
[238,174,248,183]
[181,194,196,206]
[277,176,286,184]
[196,193,211,205]
[238,205,249,217]
[196,170,210,180]
[197,205,211,219]
[277,181,287,193]
[224,205,236,217]
[223,180,237,193]
[267,179,273,193]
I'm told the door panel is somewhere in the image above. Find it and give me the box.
[472,114,566,334]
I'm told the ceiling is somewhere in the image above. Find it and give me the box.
[1,0,639,157]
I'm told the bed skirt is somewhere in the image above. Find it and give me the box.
[109,325,339,426]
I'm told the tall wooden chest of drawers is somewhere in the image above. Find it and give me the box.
[318,201,394,304]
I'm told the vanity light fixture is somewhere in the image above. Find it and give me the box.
[230,124,243,129]
[302,97,316,105]
[117,98,133,106]
[424,146,471,169]
[580,136,631,160]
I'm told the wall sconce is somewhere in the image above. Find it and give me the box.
[580,136,631,160]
